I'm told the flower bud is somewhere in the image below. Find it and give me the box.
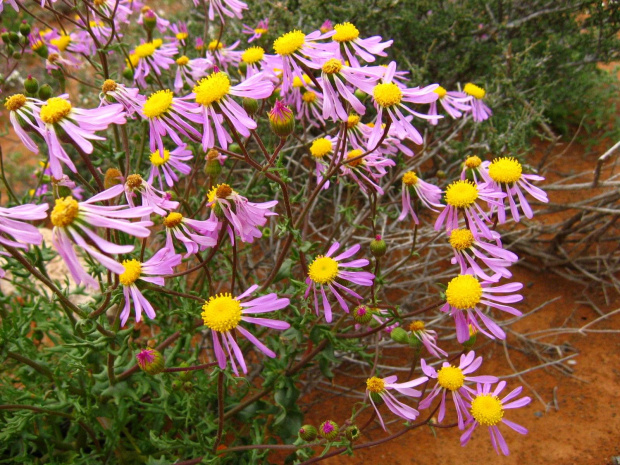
[9,32,19,44]
[122,67,135,80]
[242,97,259,115]
[104,168,123,189]
[462,325,477,349]
[24,75,39,94]
[436,170,446,179]
[183,381,193,391]
[19,22,32,37]
[298,424,318,442]
[38,84,52,101]
[142,9,157,33]
[370,234,387,257]
[354,89,367,101]
[228,143,241,154]
[171,379,183,390]
[318,420,339,441]
[238,61,247,75]
[12,51,21,60]
[352,305,373,324]
[34,43,48,58]
[268,99,295,138]
[390,327,409,344]
[1,31,10,44]
[204,149,223,177]
[344,425,360,442]
[136,348,165,375]
[177,362,194,382]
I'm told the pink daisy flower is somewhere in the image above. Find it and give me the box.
[4,93,45,154]
[434,179,506,239]
[298,88,326,128]
[408,320,447,358]
[202,0,248,22]
[191,69,274,150]
[272,29,338,93]
[206,40,242,70]
[442,273,523,343]
[331,22,392,68]
[168,22,189,46]
[240,46,269,79]
[304,242,375,323]
[340,147,395,195]
[173,55,213,92]
[141,90,203,158]
[397,171,443,224]
[461,381,531,455]
[201,285,290,375]
[428,86,472,125]
[419,351,498,429]
[162,211,217,257]
[92,0,132,24]
[366,374,428,430]
[49,189,153,289]
[130,39,178,88]
[147,144,193,189]
[122,174,179,218]
[308,136,334,189]
[242,18,269,43]
[480,157,548,223]
[100,80,145,119]
[358,62,439,148]
[463,83,492,122]
[448,228,519,281]
[38,95,126,179]
[205,183,278,244]
[459,155,486,183]
[118,247,182,326]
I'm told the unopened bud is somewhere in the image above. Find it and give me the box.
[462,326,477,349]
[344,425,360,441]
[34,43,48,58]
[143,9,157,33]
[136,348,165,375]
[318,420,339,440]
[354,89,366,101]
[19,22,32,37]
[1,31,10,44]
[352,305,373,325]
[104,168,123,189]
[204,149,223,177]
[268,99,295,138]
[183,381,193,391]
[38,84,52,101]
[238,61,247,75]
[177,362,193,382]
[436,170,446,179]
[390,327,409,344]
[228,143,241,154]
[122,67,134,80]
[242,97,259,115]
[24,75,38,94]
[9,32,19,44]
[298,424,317,441]
[370,234,387,257]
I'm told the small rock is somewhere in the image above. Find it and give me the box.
[534,411,543,418]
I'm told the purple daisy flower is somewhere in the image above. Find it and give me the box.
[131,39,178,88]
[100,80,145,119]
[428,86,472,125]
[167,22,189,46]
[191,69,274,151]
[118,247,182,326]
[308,136,334,189]
[419,351,498,429]
[397,171,443,224]
[4,93,45,154]
[366,375,428,430]
[304,242,375,323]
[448,228,519,281]
[163,211,217,257]
[442,273,523,343]
[201,285,290,375]
[480,158,549,223]
[461,381,531,455]
[298,89,326,128]
[242,18,269,43]
[332,22,392,68]
[459,155,486,183]
[122,175,179,218]
[49,189,153,289]
[173,56,213,92]
[463,83,492,122]
[408,320,447,358]
[147,144,193,189]
[340,147,395,195]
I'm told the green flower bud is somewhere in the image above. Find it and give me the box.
[9,32,19,44]
[345,425,360,442]
[242,97,259,115]
[354,89,367,101]
[34,43,49,58]
[463,328,477,349]
[142,9,157,33]
[298,425,317,442]
[183,381,193,391]
[136,348,165,375]
[318,420,339,441]
[122,67,135,80]
[204,149,223,177]
[228,143,241,154]
[390,327,409,344]
[38,84,53,101]
[238,61,247,75]
[268,100,295,138]
[370,234,387,257]
[12,51,21,60]
[177,362,194,382]
[24,75,39,94]
[171,380,183,390]
[19,22,32,37]
[352,305,373,325]
[1,32,10,44]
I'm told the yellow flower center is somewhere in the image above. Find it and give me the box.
[50,34,71,52]
[488,157,522,184]
[403,171,419,186]
[445,180,478,208]
[51,197,79,227]
[446,274,482,310]
[471,394,504,426]
[333,22,360,42]
[254,27,268,34]
[309,138,332,159]
[242,46,265,64]
[346,149,364,168]
[273,30,305,56]
[150,149,171,166]
[119,259,142,286]
[347,114,360,128]
[31,38,45,51]
[434,85,447,99]
[201,293,242,332]
[373,82,402,108]
[292,75,312,88]
[127,54,140,68]
[102,79,117,93]
[163,212,183,228]
[366,376,385,393]
[126,174,143,189]
[437,365,465,391]
[409,320,425,331]
[153,39,163,48]
[134,42,156,59]
[40,97,73,125]
[207,183,234,203]
[4,94,27,111]
[465,155,482,169]
[193,72,231,107]
[449,229,475,251]
[176,55,190,66]
[208,40,224,51]
[308,256,339,284]
[176,32,188,41]
[302,91,317,104]
[322,58,343,74]
[143,90,174,118]
[464,83,486,99]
